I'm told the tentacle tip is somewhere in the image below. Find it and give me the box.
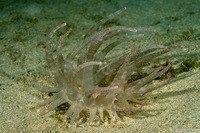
[98,62,102,65]
[44,110,49,114]
[112,120,116,124]
[118,118,122,121]
[37,100,44,106]
[140,103,145,109]
[178,45,182,48]
[89,122,93,126]
[167,72,172,81]
[122,80,128,84]
[114,86,119,89]
[62,115,67,121]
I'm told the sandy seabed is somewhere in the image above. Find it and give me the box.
[0,0,200,132]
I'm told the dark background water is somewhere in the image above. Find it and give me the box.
[0,0,199,132]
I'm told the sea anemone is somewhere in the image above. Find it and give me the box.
[37,7,182,124]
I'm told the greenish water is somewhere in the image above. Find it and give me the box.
[0,0,199,132]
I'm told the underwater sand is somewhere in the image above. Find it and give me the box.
[0,0,200,132]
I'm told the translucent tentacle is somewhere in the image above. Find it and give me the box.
[46,23,66,77]
[89,108,97,124]
[37,90,64,106]
[87,28,111,61]
[98,107,104,122]
[112,42,137,86]
[47,97,66,112]
[84,7,127,39]
[125,61,172,98]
